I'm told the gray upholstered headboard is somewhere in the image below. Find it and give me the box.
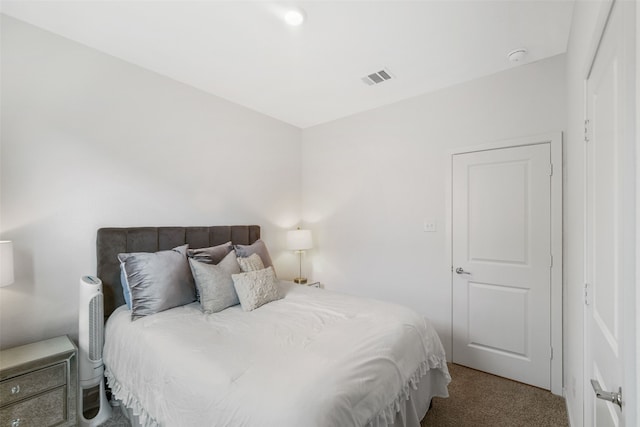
[96,225,260,319]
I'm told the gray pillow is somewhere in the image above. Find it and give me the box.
[118,245,196,320]
[119,264,133,309]
[187,241,233,264]
[234,239,274,271]
[232,267,281,312]
[188,250,241,313]
[237,253,265,272]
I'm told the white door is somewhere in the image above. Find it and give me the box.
[452,143,551,389]
[584,1,635,425]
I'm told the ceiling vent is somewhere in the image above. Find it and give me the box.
[362,69,393,86]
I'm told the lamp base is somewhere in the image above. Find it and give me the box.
[293,277,308,284]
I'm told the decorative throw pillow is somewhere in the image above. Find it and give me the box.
[234,239,275,271]
[119,264,132,309]
[118,244,196,320]
[187,241,233,265]
[232,267,281,312]
[237,253,265,272]
[188,250,241,314]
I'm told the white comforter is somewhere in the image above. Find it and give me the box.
[104,282,450,427]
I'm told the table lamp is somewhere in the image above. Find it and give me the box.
[287,228,312,284]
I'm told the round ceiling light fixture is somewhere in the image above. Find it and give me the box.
[284,9,305,26]
[508,48,528,63]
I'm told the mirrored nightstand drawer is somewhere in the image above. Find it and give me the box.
[0,364,66,406]
[0,386,66,427]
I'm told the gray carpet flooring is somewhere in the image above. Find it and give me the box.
[97,404,130,427]
[98,363,569,426]
[422,363,569,426]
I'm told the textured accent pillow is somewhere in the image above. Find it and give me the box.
[118,245,196,320]
[187,241,233,265]
[232,267,281,312]
[237,253,265,272]
[188,250,241,313]
[234,239,274,271]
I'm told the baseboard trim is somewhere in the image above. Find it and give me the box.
[563,387,576,427]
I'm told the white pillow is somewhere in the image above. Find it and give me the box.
[234,239,275,271]
[237,253,265,272]
[231,267,281,311]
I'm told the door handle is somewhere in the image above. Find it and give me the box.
[590,379,622,410]
[455,267,471,275]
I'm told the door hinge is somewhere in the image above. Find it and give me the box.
[550,346,553,360]
[549,254,553,267]
[585,283,590,305]
[549,163,553,176]
[584,119,590,143]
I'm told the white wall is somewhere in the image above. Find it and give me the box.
[0,16,302,349]
[301,54,566,358]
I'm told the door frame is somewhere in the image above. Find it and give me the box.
[636,0,640,420]
[582,0,637,424]
[446,132,563,395]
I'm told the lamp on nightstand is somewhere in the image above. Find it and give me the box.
[287,228,312,284]
[0,241,14,287]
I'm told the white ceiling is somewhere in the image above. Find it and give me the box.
[1,1,575,128]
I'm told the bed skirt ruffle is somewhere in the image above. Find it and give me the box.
[368,355,450,427]
[106,369,159,427]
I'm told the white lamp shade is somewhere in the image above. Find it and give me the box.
[0,241,14,287]
[287,229,313,251]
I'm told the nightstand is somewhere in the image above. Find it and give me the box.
[0,336,78,427]
[305,281,322,289]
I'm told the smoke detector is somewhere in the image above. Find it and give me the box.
[508,48,527,63]
[284,9,305,26]
[362,69,393,86]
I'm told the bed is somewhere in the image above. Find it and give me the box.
[98,226,450,427]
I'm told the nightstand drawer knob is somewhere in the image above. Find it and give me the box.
[11,418,22,427]
[10,385,20,394]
